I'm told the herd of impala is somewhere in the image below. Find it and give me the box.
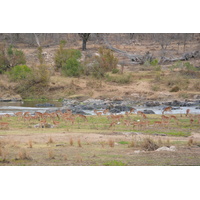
[0,106,200,130]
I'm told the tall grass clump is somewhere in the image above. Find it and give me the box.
[18,149,30,160]
[70,138,74,146]
[108,139,115,147]
[105,73,132,84]
[77,139,82,147]
[141,138,159,151]
[48,149,55,159]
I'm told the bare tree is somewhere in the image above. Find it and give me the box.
[78,33,91,50]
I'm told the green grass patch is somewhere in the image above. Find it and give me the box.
[103,160,127,166]
[118,141,129,145]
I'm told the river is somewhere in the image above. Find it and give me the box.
[0,100,200,116]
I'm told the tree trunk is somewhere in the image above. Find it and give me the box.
[82,38,87,51]
[78,33,90,51]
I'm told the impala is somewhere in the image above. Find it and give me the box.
[162,107,172,115]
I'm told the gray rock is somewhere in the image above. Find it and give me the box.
[155,146,176,152]
[143,110,155,114]
[36,103,55,107]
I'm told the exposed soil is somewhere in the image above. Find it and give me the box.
[1,130,200,166]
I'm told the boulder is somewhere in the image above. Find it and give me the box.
[36,103,55,107]
[155,146,176,152]
[143,110,155,114]
[145,101,160,107]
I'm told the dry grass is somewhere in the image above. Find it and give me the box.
[77,139,82,147]
[157,137,163,146]
[128,140,135,147]
[28,140,33,148]
[1,148,9,161]
[187,138,194,146]
[48,149,55,159]
[69,138,74,146]
[108,139,115,147]
[100,141,106,148]
[0,148,2,156]
[18,149,30,160]
[47,137,54,144]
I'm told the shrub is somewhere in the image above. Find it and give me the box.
[150,59,159,66]
[8,65,32,81]
[0,45,26,73]
[7,45,26,67]
[112,68,119,74]
[141,138,159,151]
[92,47,118,78]
[54,41,81,70]
[170,86,180,92]
[62,57,82,77]
[15,64,50,97]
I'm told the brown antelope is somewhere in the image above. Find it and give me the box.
[39,119,47,127]
[123,120,131,126]
[129,108,136,114]
[186,109,190,117]
[3,114,10,118]
[162,107,172,115]
[96,112,103,116]
[0,122,9,129]
[161,115,170,121]
[154,121,162,126]
[142,113,147,119]
[137,111,144,116]
[15,112,23,119]
[77,114,88,121]
[103,109,109,115]
[64,116,75,125]
[24,112,30,117]
[53,120,60,127]
[109,121,117,128]
[170,115,177,120]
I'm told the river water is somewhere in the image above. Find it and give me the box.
[0,100,200,116]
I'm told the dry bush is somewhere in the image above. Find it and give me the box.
[100,141,106,148]
[47,137,54,144]
[76,155,83,162]
[192,80,200,91]
[18,149,30,160]
[77,139,82,147]
[1,149,9,161]
[0,148,2,156]
[48,149,55,159]
[28,140,33,148]
[187,138,194,146]
[128,140,135,147]
[108,139,115,147]
[141,138,159,151]
[69,138,73,146]
[158,137,163,146]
